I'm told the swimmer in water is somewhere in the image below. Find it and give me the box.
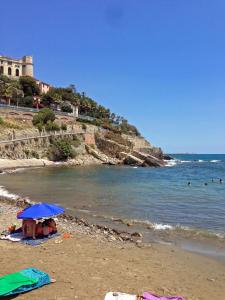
[219,178,223,184]
[211,178,214,182]
[187,182,191,186]
[204,182,208,186]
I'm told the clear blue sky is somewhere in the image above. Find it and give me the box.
[1,0,225,153]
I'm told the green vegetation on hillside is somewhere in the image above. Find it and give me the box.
[47,137,78,161]
[32,108,59,132]
[0,75,140,136]
[0,116,22,129]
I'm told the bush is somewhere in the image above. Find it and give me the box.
[0,118,21,129]
[48,138,75,161]
[119,121,140,136]
[33,108,55,127]
[61,103,73,113]
[77,118,102,127]
[72,135,81,147]
[20,96,34,107]
[105,131,132,147]
[0,117,4,125]
[31,150,39,159]
[45,121,60,132]
[82,123,87,130]
[36,123,44,132]
[61,123,67,131]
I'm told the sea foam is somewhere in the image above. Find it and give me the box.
[0,186,20,200]
[152,223,173,230]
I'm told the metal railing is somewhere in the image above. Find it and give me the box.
[0,103,73,117]
[0,103,39,113]
[77,114,95,121]
[0,130,83,145]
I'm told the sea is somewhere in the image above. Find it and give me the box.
[0,154,225,260]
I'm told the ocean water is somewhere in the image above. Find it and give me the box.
[0,154,225,254]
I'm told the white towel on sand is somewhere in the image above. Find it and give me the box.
[0,232,23,242]
[104,292,136,300]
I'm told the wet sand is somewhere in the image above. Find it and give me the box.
[0,202,225,300]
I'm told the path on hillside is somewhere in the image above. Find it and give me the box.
[0,130,83,145]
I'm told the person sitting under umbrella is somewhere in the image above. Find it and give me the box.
[42,218,57,237]
[18,203,64,239]
[22,219,36,240]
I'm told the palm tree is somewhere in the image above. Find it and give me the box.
[52,92,62,110]
[0,78,23,106]
[72,94,80,107]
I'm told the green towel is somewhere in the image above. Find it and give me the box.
[0,272,38,296]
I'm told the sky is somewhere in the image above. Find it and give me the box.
[1,0,225,153]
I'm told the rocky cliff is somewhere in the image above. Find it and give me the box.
[94,131,165,167]
[0,119,165,168]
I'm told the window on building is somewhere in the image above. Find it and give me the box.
[8,67,12,75]
[7,61,12,65]
[0,66,3,74]
[15,69,19,76]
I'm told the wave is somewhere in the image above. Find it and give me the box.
[152,223,173,230]
[0,186,20,200]
[110,217,225,240]
[165,160,178,167]
[168,159,223,165]
[164,158,187,167]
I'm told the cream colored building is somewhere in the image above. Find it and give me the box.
[36,79,51,94]
[0,55,34,78]
[0,55,51,94]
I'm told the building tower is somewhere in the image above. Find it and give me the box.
[22,56,34,77]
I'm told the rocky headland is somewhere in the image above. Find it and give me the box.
[0,118,167,171]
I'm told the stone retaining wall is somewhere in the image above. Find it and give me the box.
[0,134,79,159]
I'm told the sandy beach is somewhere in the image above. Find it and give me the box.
[0,156,103,172]
[0,201,225,300]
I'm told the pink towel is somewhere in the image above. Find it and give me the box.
[143,292,184,300]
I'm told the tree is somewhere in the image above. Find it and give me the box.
[41,88,62,108]
[19,76,40,97]
[0,78,23,105]
[61,102,73,113]
[68,84,76,94]
[71,94,80,107]
[20,96,34,107]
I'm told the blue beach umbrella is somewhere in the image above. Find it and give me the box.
[17,203,65,219]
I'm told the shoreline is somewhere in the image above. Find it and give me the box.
[1,187,225,264]
[0,199,225,299]
[0,196,141,245]
[0,165,225,264]
[0,156,106,172]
